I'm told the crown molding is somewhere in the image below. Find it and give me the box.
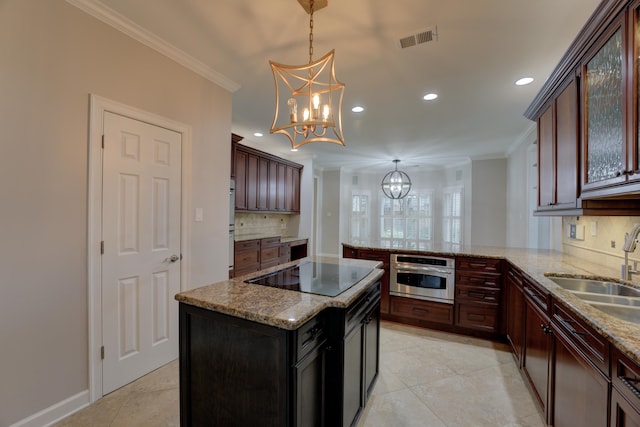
[65,0,240,92]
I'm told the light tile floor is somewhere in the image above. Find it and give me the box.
[54,321,545,427]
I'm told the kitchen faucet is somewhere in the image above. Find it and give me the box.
[622,224,640,280]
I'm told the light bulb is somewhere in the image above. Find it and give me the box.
[312,94,320,109]
[287,98,297,122]
[323,104,330,121]
[303,108,310,121]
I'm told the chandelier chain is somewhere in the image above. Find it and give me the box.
[308,0,314,62]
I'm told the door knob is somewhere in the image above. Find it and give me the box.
[166,254,180,263]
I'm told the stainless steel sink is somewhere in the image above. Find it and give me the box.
[548,277,640,297]
[546,276,640,323]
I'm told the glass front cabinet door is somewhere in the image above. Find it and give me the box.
[582,5,640,195]
[582,20,626,192]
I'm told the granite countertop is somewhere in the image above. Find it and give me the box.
[344,241,640,364]
[175,256,383,330]
[234,234,308,243]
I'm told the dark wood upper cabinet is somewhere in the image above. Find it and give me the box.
[234,148,248,210]
[527,0,640,214]
[537,103,555,210]
[536,76,580,214]
[231,139,303,213]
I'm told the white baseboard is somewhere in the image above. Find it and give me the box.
[9,390,90,427]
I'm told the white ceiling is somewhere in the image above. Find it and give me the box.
[96,0,602,170]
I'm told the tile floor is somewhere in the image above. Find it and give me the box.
[53,321,545,427]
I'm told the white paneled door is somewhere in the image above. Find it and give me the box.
[102,111,182,394]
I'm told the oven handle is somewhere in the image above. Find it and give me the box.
[394,267,453,275]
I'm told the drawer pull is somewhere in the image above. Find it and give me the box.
[620,376,640,399]
[412,307,429,315]
[307,326,321,339]
[560,319,585,337]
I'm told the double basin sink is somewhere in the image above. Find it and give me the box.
[547,276,640,323]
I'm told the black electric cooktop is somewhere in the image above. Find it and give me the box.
[245,261,374,297]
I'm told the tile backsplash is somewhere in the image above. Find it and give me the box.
[234,213,293,238]
[562,215,640,279]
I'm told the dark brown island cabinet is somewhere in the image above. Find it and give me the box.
[178,281,381,427]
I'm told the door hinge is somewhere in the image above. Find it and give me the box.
[101,346,104,360]
[101,134,104,149]
[100,241,104,254]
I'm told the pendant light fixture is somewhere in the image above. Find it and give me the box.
[269,0,345,150]
[381,160,412,199]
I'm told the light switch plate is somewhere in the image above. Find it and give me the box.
[195,208,203,222]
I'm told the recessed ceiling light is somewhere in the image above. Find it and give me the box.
[290,148,298,152]
[352,106,364,113]
[253,132,263,137]
[515,77,534,86]
[423,93,438,101]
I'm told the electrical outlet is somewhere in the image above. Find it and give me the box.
[591,221,597,237]
[611,240,616,248]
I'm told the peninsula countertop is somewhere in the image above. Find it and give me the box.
[343,241,640,364]
[175,256,383,330]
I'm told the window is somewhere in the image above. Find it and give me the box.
[442,186,463,244]
[350,192,370,241]
[380,191,433,249]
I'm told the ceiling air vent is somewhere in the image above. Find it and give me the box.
[397,26,438,49]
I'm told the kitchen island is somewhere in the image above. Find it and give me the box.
[175,256,384,427]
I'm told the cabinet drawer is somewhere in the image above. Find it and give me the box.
[612,347,640,408]
[261,236,281,248]
[552,301,609,374]
[455,302,499,332]
[523,278,550,314]
[296,313,326,361]
[260,259,280,270]
[345,282,381,334]
[506,267,523,288]
[261,246,280,262]
[456,271,501,289]
[233,265,260,277]
[455,284,501,304]
[235,239,260,252]
[456,257,502,273]
[390,296,453,325]
[235,250,259,269]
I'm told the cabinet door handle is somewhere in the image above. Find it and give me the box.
[620,376,640,399]
[540,324,552,334]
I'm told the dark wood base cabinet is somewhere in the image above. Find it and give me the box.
[612,388,640,427]
[611,347,640,427]
[522,279,552,423]
[179,282,380,427]
[552,327,609,427]
[505,267,524,366]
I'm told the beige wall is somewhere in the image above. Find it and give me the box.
[0,1,232,425]
[470,158,507,247]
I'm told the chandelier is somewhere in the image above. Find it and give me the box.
[381,160,412,199]
[269,0,345,150]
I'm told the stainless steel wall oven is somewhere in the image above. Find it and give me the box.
[390,254,455,304]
